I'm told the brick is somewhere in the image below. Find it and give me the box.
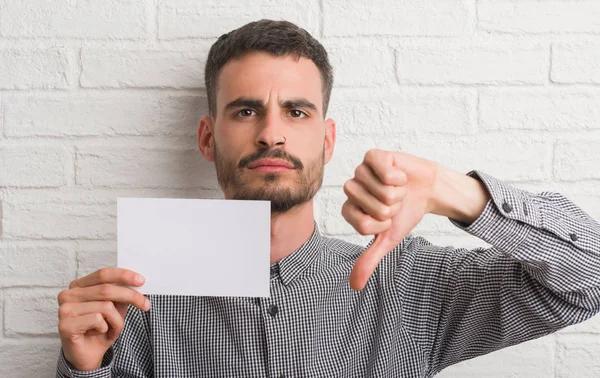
[323,0,470,37]
[0,245,76,287]
[327,88,474,135]
[479,0,600,33]
[0,0,147,39]
[158,0,319,39]
[480,89,600,131]
[0,341,62,378]
[556,335,600,378]
[4,94,205,137]
[81,49,207,88]
[396,44,547,85]
[555,140,600,182]
[552,43,600,84]
[325,134,552,187]
[325,44,395,87]
[4,290,59,336]
[323,135,403,187]
[0,145,69,188]
[0,95,4,136]
[405,136,552,182]
[77,243,117,278]
[3,189,223,241]
[76,147,219,189]
[438,336,555,377]
[2,196,115,240]
[0,49,69,89]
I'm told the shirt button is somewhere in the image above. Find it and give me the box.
[570,233,578,241]
[268,304,279,317]
[502,202,512,213]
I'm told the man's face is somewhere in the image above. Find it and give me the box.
[198,51,336,214]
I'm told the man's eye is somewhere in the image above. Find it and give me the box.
[237,109,256,117]
[289,109,307,118]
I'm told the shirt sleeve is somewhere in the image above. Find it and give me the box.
[56,303,153,378]
[56,348,113,378]
[396,170,600,375]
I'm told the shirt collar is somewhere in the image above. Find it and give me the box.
[270,222,324,286]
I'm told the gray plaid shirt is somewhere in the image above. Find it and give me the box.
[56,170,600,377]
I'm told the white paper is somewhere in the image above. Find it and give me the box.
[117,198,270,297]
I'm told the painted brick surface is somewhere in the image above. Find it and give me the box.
[1,1,599,376]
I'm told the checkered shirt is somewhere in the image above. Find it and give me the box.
[56,170,600,377]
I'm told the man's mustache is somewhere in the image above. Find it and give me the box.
[238,148,304,170]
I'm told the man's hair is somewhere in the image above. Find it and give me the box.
[204,19,333,118]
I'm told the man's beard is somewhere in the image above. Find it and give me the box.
[213,141,324,214]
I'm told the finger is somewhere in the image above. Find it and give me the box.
[349,233,398,291]
[353,165,408,206]
[349,220,415,291]
[344,180,403,222]
[59,313,109,338]
[114,302,129,319]
[70,268,145,289]
[60,284,150,312]
[363,151,408,186]
[59,301,125,341]
[341,200,391,236]
[59,301,125,338]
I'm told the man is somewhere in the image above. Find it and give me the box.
[56,20,600,377]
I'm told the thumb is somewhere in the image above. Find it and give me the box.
[349,219,414,291]
[349,232,397,291]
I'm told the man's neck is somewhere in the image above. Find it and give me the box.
[269,200,316,264]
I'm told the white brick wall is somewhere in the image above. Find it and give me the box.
[0,0,599,376]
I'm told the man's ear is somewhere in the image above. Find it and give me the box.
[198,115,215,162]
[324,118,336,164]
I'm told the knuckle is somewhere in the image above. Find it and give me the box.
[57,290,69,305]
[101,300,115,313]
[382,171,395,185]
[94,313,104,324]
[341,201,351,221]
[98,283,113,298]
[58,304,71,319]
[343,180,353,196]
[96,268,110,282]
[356,220,371,236]
[382,189,396,205]
[376,205,392,220]
[58,320,69,336]
[365,148,378,160]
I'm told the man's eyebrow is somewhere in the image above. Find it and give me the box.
[224,98,265,110]
[281,99,319,114]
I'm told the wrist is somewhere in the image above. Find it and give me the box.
[430,167,491,225]
[63,350,102,372]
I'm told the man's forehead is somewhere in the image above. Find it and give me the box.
[215,52,324,108]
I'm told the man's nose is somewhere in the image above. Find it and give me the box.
[255,112,287,148]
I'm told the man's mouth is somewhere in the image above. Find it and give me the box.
[247,158,296,172]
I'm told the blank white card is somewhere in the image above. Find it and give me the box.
[117,198,270,297]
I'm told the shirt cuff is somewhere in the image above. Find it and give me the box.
[57,348,114,378]
[448,170,538,255]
